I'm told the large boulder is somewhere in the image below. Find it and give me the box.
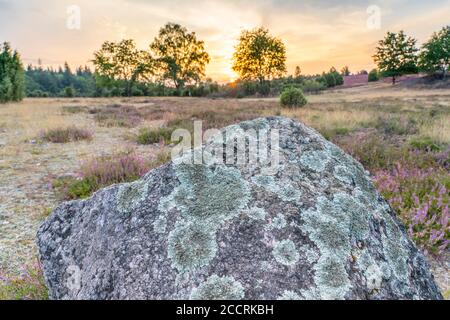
[37,117,442,300]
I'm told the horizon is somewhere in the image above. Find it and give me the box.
[1,0,450,83]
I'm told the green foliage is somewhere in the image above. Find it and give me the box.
[409,136,443,152]
[300,79,326,94]
[232,27,287,86]
[93,39,153,96]
[368,69,379,82]
[151,23,210,89]
[0,263,48,300]
[373,31,419,84]
[374,115,418,135]
[419,26,450,78]
[0,42,25,103]
[280,87,307,108]
[136,126,177,145]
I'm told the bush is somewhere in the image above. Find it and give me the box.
[374,163,449,255]
[374,115,418,135]
[368,69,379,82]
[93,105,142,128]
[300,79,326,94]
[53,151,170,200]
[409,137,443,152]
[136,127,176,145]
[39,126,93,143]
[280,87,308,108]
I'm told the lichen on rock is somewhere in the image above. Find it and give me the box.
[190,275,245,300]
[37,117,443,300]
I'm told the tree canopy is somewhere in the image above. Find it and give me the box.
[373,31,418,84]
[419,26,450,78]
[0,42,25,103]
[151,23,210,89]
[232,27,287,84]
[93,39,153,96]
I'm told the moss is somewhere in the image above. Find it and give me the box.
[167,222,218,273]
[190,275,245,300]
[278,290,301,300]
[116,180,149,214]
[272,239,299,266]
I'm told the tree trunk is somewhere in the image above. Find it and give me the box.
[392,76,396,85]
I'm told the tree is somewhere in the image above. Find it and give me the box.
[0,42,25,103]
[341,66,350,76]
[373,31,418,84]
[232,27,287,85]
[368,69,379,82]
[151,23,210,90]
[93,39,153,96]
[294,66,302,78]
[419,26,450,79]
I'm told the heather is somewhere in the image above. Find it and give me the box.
[39,126,93,143]
[0,262,48,300]
[53,151,170,200]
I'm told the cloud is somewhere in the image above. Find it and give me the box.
[0,0,448,81]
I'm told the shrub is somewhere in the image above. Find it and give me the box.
[136,127,176,145]
[368,69,379,82]
[374,163,449,255]
[39,126,93,143]
[0,262,48,300]
[93,105,142,128]
[300,79,326,94]
[409,136,443,152]
[374,115,418,135]
[62,105,86,114]
[280,87,308,108]
[53,151,170,200]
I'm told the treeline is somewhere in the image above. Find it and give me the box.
[1,23,449,102]
[0,42,25,102]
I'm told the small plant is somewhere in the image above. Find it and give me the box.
[136,127,176,145]
[62,105,86,114]
[94,105,142,128]
[374,115,418,135]
[280,87,308,108]
[39,126,93,143]
[0,262,49,300]
[53,151,170,200]
[409,136,443,152]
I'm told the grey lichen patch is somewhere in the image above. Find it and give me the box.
[173,164,250,224]
[243,207,267,221]
[251,174,278,192]
[268,213,287,230]
[382,217,410,283]
[278,184,302,202]
[167,222,218,273]
[190,275,245,300]
[116,180,149,214]
[314,255,351,300]
[272,239,299,266]
[357,250,384,291]
[153,215,167,234]
[278,290,301,300]
[160,163,251,274]
[301,193,368,299]
[299,150,329,172]
[333,165,354,185]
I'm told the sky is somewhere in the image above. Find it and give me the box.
[1,0,449,82]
